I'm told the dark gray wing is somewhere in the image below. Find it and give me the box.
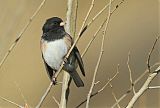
[73,46,85,76]
[64,51,84,87]
[64,33,85,76]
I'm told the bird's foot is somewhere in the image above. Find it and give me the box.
[52,76,57,85]
[63,57,68,64]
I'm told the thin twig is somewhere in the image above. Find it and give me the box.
[73,0,78,38]
[82,0,125,57]
[85,1,112,107]
[0,0,46,69]
[126,72,159,108]
[76,64,119,108]
[78,0,95,36]
[99,64,120,93]
[86,0,125,31]
[127,52,136,94]
[112,36,160,107]
[81,16,109,57]
[109,82,121,108]
[134,62,160,84]
[14,82,28,105]
[35,81,62,108]
[148,86,160,89]
[147,36,160,73]
[111,91,130,108]
[126,36,160,108]
[94,81,100,85]
[0,96,23,108]
[52,96,60,106]
[111,62,160,108]
[85,0,116,33]
[36,82,53,108]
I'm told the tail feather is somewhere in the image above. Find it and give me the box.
[69,70,84,87]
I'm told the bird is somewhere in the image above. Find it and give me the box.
[40,17,85,87]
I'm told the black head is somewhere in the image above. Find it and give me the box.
[42,17,65,33]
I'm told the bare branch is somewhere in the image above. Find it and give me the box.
[72,0,78,38]
[0,96,23,108]
[94,81,100,85]
[36,82,53,108]
[76,64,119,108]
[82,0,125,57]
[59,0,76,107]
[81,16,109,57]
[99,64,120,93]
[36,81,63,108]
[126,72,159,108]
[0,0,46,69]
[112,35,160,107]
[85,0,116,34]
[127,52,136,94]
[111,62,160,108]
[78,0,95,36]
[126,36,160,108]
[14,82,27,105]
[147,36,160,73]
[134,62,160,84]
[85,1,112,107]
[148,86,160,89]
[109,82,121,108]
[52,96,60,106]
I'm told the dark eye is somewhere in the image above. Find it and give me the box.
[54,22,58,25]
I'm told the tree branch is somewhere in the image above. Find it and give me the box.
[52,95,60,107]
[59,0,74,108]
[76,64,119,108]
[148,86,160,89]
[109,82,121,108]
[81,0,125,57]
[111,62,160,108]
[0,96,23,108]
[36,82,53,108]
[0,0,46,69]
[147,36,160,73]
[126,36,160,108]
[86,1,112,107]
[127,52,136,94]
[126,71,160,108]
[112,36,160,108]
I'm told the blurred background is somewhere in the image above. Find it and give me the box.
[0,0,159,108]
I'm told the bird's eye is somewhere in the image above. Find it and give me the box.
[54,22,58,25]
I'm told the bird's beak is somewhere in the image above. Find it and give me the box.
[60,22,65,26]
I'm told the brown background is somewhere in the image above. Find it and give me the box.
[0,0,159,108]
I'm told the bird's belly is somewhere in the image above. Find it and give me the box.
[42,39,68,70]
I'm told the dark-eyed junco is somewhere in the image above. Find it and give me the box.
[40,17,85,87]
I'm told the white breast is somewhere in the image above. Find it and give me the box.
[42,39,68,70]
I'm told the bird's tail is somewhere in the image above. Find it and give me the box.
[69,70,84,87]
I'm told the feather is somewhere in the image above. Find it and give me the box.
[74,47,85,76]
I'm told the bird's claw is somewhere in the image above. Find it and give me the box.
[63,57,68,64]
[52,76,57,85]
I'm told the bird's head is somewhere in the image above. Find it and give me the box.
[42,17,65,33]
